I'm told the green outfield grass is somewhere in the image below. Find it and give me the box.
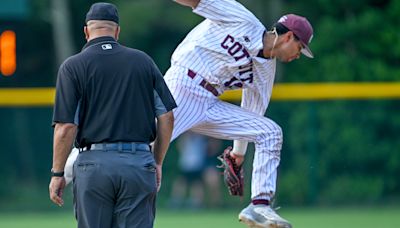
[0,207,399,228]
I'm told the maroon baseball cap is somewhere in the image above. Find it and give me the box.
[278,14,314,58]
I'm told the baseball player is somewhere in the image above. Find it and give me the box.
[65,0,314,227]
[164,0,313,227]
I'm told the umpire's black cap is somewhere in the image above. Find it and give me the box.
[85,2,119,24]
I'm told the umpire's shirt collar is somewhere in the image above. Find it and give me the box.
[82,36,117,50]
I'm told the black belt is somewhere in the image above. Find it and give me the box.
[83,142,150,152]
[187,69,220,96]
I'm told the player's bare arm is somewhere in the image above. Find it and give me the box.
[174,0,200,8]
[153,111,174,191]
[49,122,77,206]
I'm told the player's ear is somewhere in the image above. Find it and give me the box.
[286,31,296,42]
[279,31,288,43]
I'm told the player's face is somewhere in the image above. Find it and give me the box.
[276,33,303,63]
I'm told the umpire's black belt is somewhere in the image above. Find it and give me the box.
[84,142,150,152]
[187,69,220,96]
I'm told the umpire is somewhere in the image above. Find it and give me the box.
[49,2,176,228]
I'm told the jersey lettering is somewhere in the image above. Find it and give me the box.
[228,42,242,56]
[224,76,243,88]
[221,34,254,88]
[221,35,250,62]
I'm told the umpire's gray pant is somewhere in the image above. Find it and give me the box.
[73,145,157,228]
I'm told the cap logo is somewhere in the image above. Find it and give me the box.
[278,16,288,23]
[101,44,112,50]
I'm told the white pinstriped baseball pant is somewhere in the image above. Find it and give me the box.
[164,66,283,200]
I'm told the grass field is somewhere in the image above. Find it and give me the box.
[0,207,399,228]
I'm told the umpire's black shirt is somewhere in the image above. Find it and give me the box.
[53,36,177,148]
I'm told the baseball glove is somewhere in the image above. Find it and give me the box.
[218,146,244,196]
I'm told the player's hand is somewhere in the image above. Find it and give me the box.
[49,176,66,206]
[218,146,244,196]
[156,164,162,192]
[230,152,245,166]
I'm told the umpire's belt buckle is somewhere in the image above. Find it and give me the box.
[90,142,150,152]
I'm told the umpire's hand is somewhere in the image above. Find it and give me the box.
[49,176,66,206]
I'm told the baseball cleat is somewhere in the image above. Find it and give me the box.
[238,203,292,228]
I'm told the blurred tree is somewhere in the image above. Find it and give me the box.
[50,0,75,66]
[283,0,400,82]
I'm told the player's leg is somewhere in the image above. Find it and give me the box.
[191,100,292,227]
[64,148,79,185]
[192,100,282,198]
[164,66,210,141]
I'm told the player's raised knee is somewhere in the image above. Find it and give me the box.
[256,122,283,150]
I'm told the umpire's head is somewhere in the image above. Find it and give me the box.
[84,2,120,41]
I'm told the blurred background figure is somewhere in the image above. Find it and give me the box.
[203,136,224,208]
[168,132,223,209]
[168,132,207,209]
